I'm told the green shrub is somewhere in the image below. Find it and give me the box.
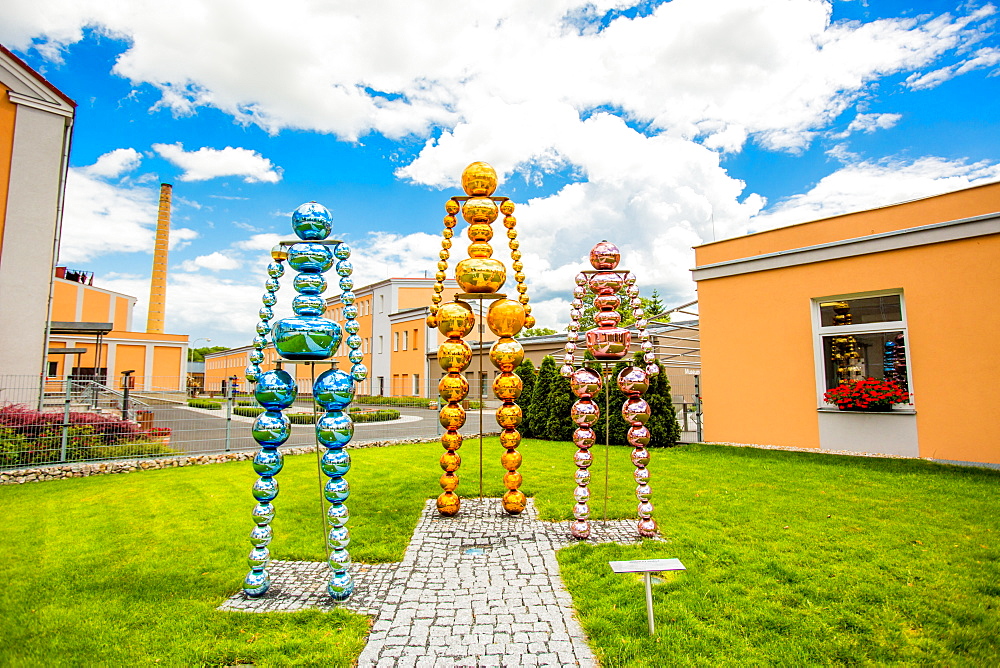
[353,395,431,408]
[187,399,222,410]
[236,400,256,407]
[350,408,400,423]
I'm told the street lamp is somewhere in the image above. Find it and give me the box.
[189,337,212,362]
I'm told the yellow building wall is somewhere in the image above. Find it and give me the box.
[51,281,79,320]
[81,289,111,322]
[398,286,433,310]
[391,320,426,396]
[697,181,1000,266]
[114,295,131,330]
[152,346,183,381]
[115,345,147,381]
[0,85,15,255]
[698,230,1000,465]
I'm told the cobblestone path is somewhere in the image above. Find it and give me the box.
[221,498,649,667]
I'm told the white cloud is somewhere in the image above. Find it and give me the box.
[82,148,142,178]
[178,251,241,272]
[831,112,902,139]
[749,156,1000,231]
[152,143,282,183]
[59,169,199,262]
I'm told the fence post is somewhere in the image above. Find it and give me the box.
[60,378,71,462]
[694,375,703,442]
[225,375,235,452]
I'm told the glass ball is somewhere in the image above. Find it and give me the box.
[633,308,645,319]
[256,321,270,336]
[571,399,600,427]
[292,201,333,241]
[573,286,586,299]
[643,352,656,364]
[618,366,650,395]
[333,242,351,260]
[639,330,651,342]
[287,243,334,273]
[638,517,658,538]
[327,502,349,526]
[249,350,265,364]
[293,273,327,295]
[444,215,457,229]
[560,364,574,377]
[440,450,461,472]
[328,548,352,571]
[265,278,280,293]
[345,333,362,350]
[341,291,356,305]
[495,403,523,429]
[244,365,261,382]
[292,294,326,316]
[574,485,591,503]
[267,262,285,279]
[351,364,368,381]
[315,368,354,410]
[259,307,273,321]
[570,519,591,539]
[629,427,652,449]
[252,410,291,446]
[252,476,279,503]
[573,502,591,520]
[486,299,526,338]
[437,491,460,516]
[492,373,523,401]
[324,477,351,504]
[328,569,355,601]
[253,335,268,350]
[631,445,651,467]
[569,367,602,400]
[343,304,358,319]
[637,500,655,519]
[339,276,354,291]
[348,348,364,363]
[570,299,583,310]
[573,449,594,469]
[503,470,522,491]
[438,340,472,373]
[500,200,515,215]
[565,342,577,353]
[499,429,521,451]
[437,301,476,339]
[573,427,597,449]
[243,569,270,597]
[317,411,354,447]
[574,467,591,486]
[489,338,524,372]
[646,363,660,376]
[502,489,527,514]
[336,259,353,277]
[249,522,273,547]
[589,240,621,270]
[321,448,351,478]
[270,244,288,262]
[625,272,637,287]
[588,271,624,296]
[327,524,351,549]
[253,448,284,477]
[575,273,587,287]
[345,319,360,334]
[461,161,498,197]
[641,341,653,352]
[462,197,498,225]
[636,483,652,502]
[251,501,275,525]
[438,374,469,403]
[261,292,277,307]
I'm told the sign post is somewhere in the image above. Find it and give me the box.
[608,558,686,634]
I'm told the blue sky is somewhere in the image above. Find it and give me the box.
[3,0,998,348]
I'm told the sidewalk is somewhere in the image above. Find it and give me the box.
[221,498,655,667]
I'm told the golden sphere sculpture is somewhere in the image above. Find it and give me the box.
[427,161,535,517]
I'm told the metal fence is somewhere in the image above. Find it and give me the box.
[0,374,701,470]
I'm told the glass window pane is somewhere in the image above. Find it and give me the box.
[819,295,902,327]
[822,331,908,392]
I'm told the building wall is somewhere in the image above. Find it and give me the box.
[694,182,1000,465]
[0,48,75,379]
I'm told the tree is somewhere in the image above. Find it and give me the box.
[572,288,669,332]
[513,359,537,438]
[526,355,558,439]
[642,355,680,448]
[518,327,557,338]
[544,370,575,442]
[189,346,228,362]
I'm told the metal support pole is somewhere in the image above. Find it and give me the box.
[225,374,235,452]
[644,573,655,634]
[60,377,71,462]
[694,375,702,442]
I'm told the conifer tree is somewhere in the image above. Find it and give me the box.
[545,369,576,442]
[513,359,537,438]
[527,355,558,439]
[640,355,680,447]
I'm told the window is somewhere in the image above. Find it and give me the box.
[379,336,384,354]
[413,329,419,350]
[393,332,399,352]
[403,330,409,350]
[814,292,911,401]
[413,374,420,396]
[379,295,384,313]
[48,361,59,377]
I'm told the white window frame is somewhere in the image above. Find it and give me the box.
[811,289,913,409]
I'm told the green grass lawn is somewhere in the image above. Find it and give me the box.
[2,438,999,666]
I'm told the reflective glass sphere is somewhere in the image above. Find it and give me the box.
[574,485,591,503]
[249,350,265,364]
[638,517,658,538]
[573,427,597,449]
[327,525,351,549]
[259,306,274,321]
[252,502,275,525]
[254,370,298,410]
[267,262,285,278]
[341,290,356,304]
[350,364,368,381]
[328,548,352,570]
[293,273,327,295]
[315,368,354,410]
[336,259,353,277]
[252,411,291,446]
[570,519,591,539]
[618,366,650,395]
[273,316,341,360]
[293,294,327,316]
[348,348,364,363]
[571,399,600,427]
[321,448,351,478]
[291,201,332,240]
[461,161,498,196]
[244,365,261,383]
[262,292,277,307]
[502,489,527,514]
[327,502,349,526]
[265,278,280,292]
[249,523,273,547]
[287,243,334,273]
[631,446,651,467]
[486,299,526,337]
[328,571,354,601]
[570,368,602,398]
[343,304,358,319]
[590,240,621,270]
[243,569,270,597]
[324,477,351,503]
[437,301,476,339]
[247,546,270,570]
[317,411,354,446]
[346,334,362,349]
[333,242,351,260]
[252,476,279,502]
[345,319,360,334]
[437,491,460,516]
[256,321,270,336]
[253,449,285,476]
[574,449,594,468]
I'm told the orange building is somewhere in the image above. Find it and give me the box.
[693,181,1000,467]
[47,268,188,391]
[206,277,457,397]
